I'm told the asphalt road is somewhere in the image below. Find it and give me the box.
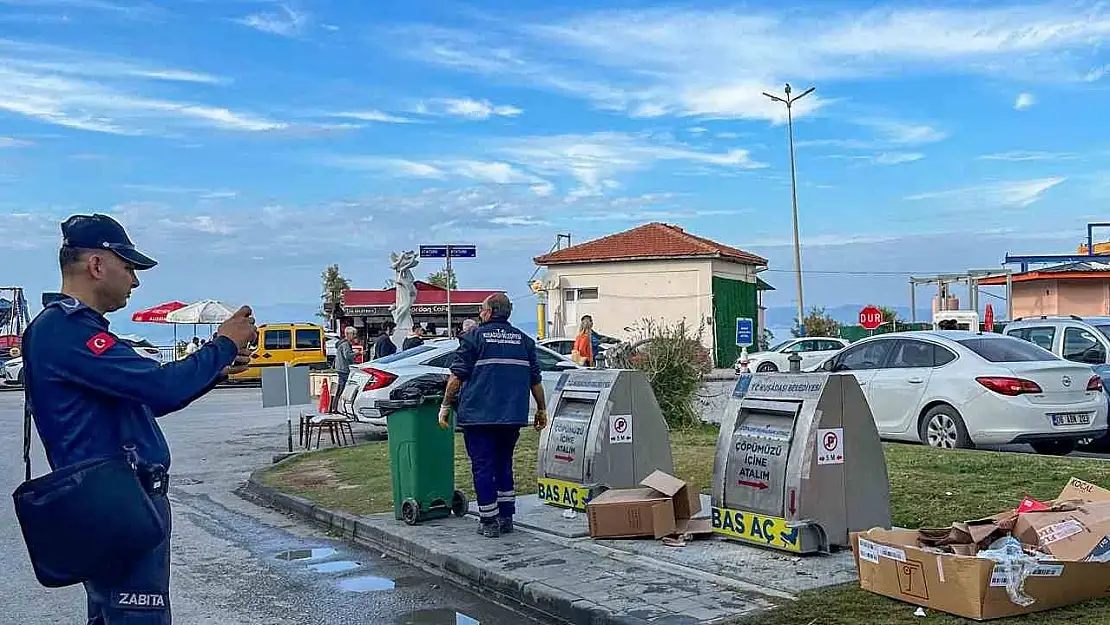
[0,387,546,625]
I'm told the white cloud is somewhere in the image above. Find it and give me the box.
[1014,92,1036,110]
[417,97,523,120]
[0,41,285,135]
[236,5,308,37]
[978,150,1076,162]
[499,132,766,197]
[325,109,415,124]
[0,136,33,147]
[1086,65,1110,82]
[396,4,1110,121]
[687,127,708,134]
[854,119,948,145]
[906,177,1066,208]
[327,155,550,194]
[828,152,924,166]
[327,157,447,179]
[122,184,238,199]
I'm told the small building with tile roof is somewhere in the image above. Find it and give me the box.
[979,260,1110,318]
[533,222,772,367]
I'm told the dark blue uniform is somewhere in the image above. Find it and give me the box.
[450,317,541,527]
[24,293,238,624]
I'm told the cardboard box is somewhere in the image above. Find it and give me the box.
[586,471,710,539]
[853,478,1110,620]
[853,528,1110,620]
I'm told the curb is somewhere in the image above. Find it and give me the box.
[241,471,637,625]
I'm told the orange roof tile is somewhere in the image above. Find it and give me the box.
[534,222,767,266]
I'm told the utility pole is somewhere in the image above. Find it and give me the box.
[763,83,815,336]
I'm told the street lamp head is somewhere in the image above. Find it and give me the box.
[796,86,816,101]
[762,92,786,104]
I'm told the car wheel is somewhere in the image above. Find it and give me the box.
[1031,440,1077,456]
[919,405,973,449]
[757,362,778,373]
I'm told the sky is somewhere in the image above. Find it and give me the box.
[2,0,1110,338]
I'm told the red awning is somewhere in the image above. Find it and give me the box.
[131,301,188,324]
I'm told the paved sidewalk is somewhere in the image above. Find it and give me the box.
[245,469,857,624]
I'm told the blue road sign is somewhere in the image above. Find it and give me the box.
[419,245,448,258]
[448,245,477,258]
[735,317,754,348]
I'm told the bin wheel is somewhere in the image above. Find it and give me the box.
[401,498,421,526]
[451,490,469,517]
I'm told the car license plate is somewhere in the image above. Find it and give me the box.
[1050,412,1092,426]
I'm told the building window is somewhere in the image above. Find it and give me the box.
[577,288,599,300]
[563,289,576,302]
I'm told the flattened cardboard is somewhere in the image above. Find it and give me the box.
[1012,499,1110,561]
[854,529,1110,620]
[1056,477,1110,503]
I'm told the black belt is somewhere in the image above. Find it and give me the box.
[137,463,168,496]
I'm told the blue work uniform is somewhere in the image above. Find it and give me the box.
[450,317,541,524]
[23,293,238,625]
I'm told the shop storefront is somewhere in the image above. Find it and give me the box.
[336,281,502,344]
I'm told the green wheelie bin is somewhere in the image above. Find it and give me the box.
[375,395,468,525]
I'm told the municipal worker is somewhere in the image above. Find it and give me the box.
[439,293,547,537]
[22,214,257,624]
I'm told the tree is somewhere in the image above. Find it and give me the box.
[878,306,901,331]
[319,264,351,320]
[792,306,840,338]
[427,268,458,290]
[759,327,775,351]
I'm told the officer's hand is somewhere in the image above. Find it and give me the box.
[437,405,451,429]
[218,306,258,350]
[226,351,251,375]
[534,409,548,431]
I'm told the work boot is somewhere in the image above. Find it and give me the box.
[498,516,514,534]
[477,521,500,538]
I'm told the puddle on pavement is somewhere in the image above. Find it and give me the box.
[397,609,480,625]
[308,560,361,573]
[275,547,338,562]
[338,575,396,592]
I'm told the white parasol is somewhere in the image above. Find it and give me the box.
[165,299,238,324]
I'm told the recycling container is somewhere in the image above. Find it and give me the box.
[376,395,468,525]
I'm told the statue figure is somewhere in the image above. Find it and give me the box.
[390,250,420,347]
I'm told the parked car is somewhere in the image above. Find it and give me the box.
[1,335,162,387]
[735,337,849,374]
[1003,315,1110,450]
[539,334,621,365]
[337,339,580,426]
[813,331,1108,455]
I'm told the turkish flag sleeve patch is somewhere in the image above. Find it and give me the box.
[86,332,117,356]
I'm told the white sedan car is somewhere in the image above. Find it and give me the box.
[814,331,1108,455]
[735,337,848,374]
[338,339,580,426]
[1,335,163,387]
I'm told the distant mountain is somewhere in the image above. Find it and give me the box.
[763,305,936,329]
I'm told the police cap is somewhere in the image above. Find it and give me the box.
[61,213,158,270]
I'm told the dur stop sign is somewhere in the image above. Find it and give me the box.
[859,305,884,331]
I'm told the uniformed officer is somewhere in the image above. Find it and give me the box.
[439,293,547,538]
[22,214,257,624]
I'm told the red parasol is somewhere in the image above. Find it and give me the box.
[131,301,188,324]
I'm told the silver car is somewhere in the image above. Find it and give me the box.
[337,338,579,426]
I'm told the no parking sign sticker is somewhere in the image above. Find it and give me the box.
[609,414,633,444]
[817,428,844,465]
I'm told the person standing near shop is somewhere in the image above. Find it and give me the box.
[20,213,257,625]
[373,321,397,360]
[439,293,547,538]
[333,326,358,397]
[571,316,595,367]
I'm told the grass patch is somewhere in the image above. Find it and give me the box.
[262,426,1110,623]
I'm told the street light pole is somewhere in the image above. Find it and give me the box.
[763,83,814,336]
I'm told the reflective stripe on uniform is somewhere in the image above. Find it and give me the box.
[474,358,531,367]
[497,490,515,502]
[478,502,499,518]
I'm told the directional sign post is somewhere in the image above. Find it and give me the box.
[419,245,477,334]
[735,317,754,370]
